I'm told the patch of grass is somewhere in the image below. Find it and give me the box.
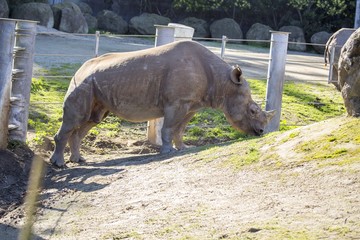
[294,117,360,165]
[326,225,351,236]
[225,143,260,169]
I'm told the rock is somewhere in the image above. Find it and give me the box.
[52,2,88,33]
[77,2,93,15]
[11,2,54,28]
[325,28,356,91]
[97,10,128,34]
[129,13,170,35]
[311,31,332,54]
[279,25,306,51]
[84,13,97,31]
[180,17,210,38]
[8,0,47,8]
[0,0,9,18]
[338,28,360,116]
[246,23,272,47]
[210,18,243,39]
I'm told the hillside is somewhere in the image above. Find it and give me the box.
[1,116,359,239]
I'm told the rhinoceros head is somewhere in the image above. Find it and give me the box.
[223,66,275,136]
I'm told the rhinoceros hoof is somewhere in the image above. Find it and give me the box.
[70,154,86,163]
[50,157,66,168]
[160,146,177,154]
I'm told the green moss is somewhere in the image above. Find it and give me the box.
[226,143,260,169]
[293,118,360,165]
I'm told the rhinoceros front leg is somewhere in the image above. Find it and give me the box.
[173,112,196,150]
[50,122,75,168]
[68,121,98,163]
[160,104,189,154]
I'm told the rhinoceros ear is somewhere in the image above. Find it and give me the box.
[230,65,243,85]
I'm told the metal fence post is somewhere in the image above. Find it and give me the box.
[221,35,227,59]
[95,30,100,57]
[147,24,194,146]
[147,25,176,146]
[265,31,290,133]
[327,45,336,84]
[0,19,16,150]
[8,20,37,142]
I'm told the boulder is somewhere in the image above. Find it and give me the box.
[279,25,306,51]
[0,0,9,18]
[246,23,272,47]
[180,17,210,38]
[52,2,88,33]
[129,13,170,35]
[84,13,97,31]
[210,18,243,39]
[311,31,332,54]
[8,0,47,8]
[77,2,93,15]
[97,10,128,34]
[338,28,360,116]
[11,2,54,28]
[325,28,356,91]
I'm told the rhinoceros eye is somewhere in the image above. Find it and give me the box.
[249,104,260,117]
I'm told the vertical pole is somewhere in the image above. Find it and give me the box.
[8,20,37,142]
[221,35,227,59]
[147,26,175,146]
[95,30,100,57]
[355,0,360,28]
[0,19,16,150]
[328,45,336,84]
[264,31,290,133]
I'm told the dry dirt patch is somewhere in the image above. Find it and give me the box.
[1,125,359,239]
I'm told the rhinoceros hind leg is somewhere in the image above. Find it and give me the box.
[68,121,98,163]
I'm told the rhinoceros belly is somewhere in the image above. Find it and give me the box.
[93,73,164,122]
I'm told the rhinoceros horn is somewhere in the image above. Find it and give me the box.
[230,65,243,85]
[265,110,276,122]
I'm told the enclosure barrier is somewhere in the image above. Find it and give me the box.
[0,18,16,150]
[30,33,340,107]
[147,24,194,146]
[265,31,290,132]
[9,20,37,142]
[0,18,37,149]
[24,30,345,151]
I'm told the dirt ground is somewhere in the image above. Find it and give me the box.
[1,27,359,239]
[1,119,359,239]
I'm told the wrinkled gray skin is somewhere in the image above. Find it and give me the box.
[324,28,356,91]
[50,41,275,167]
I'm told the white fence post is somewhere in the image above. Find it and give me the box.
[327,45,336,84]
[95,31,100,57]
[8,20,37,142]
[265,31,290,133]
[147,25,176,146]
[0,19,16,149]
[147,24,194,146]
[221,35,227,59]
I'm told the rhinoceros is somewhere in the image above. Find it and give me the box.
[50,41,275,167]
